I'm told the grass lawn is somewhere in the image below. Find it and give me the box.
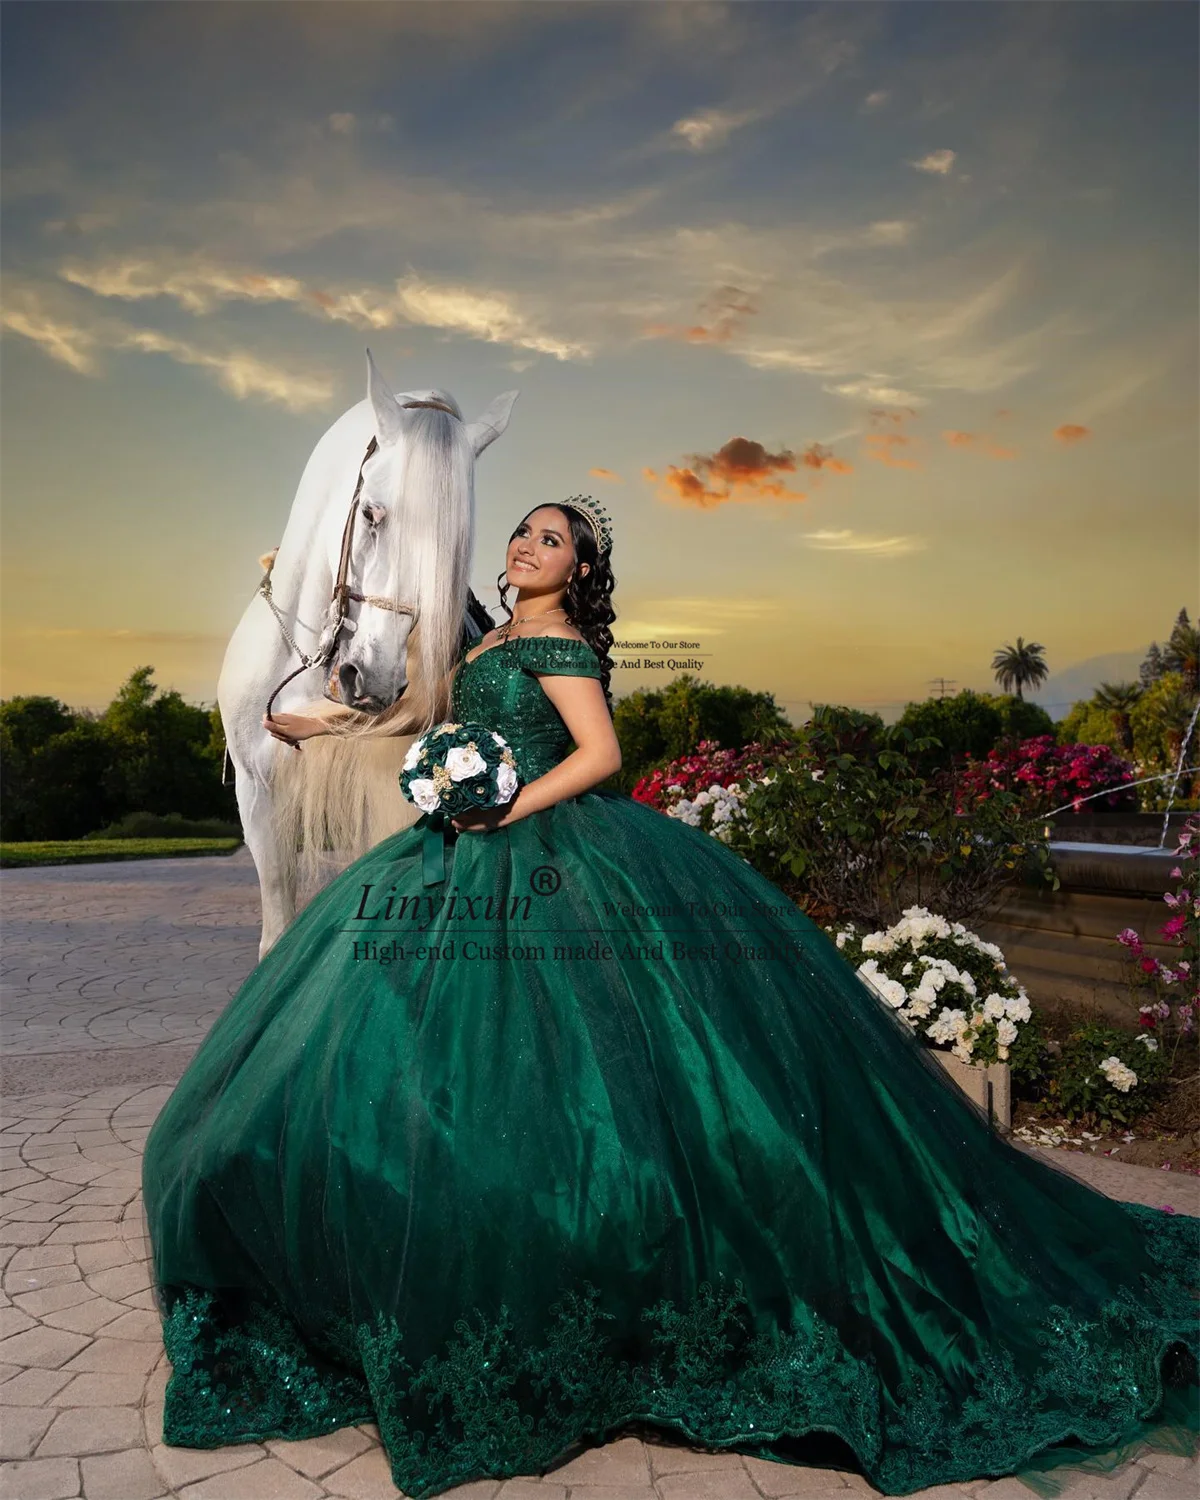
[0,838,243,868]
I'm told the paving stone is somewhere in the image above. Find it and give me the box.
[0,1309,35,1340]
[322,1445,401,1498]
[5,1182,81,1206]
[559,1488,660,1500]
[647,1442,742,1476]
[74,1243,133,1276]
[655,1467,761,1499]
[494,1484,568,1500]
[6,1248,76,1273]
[150,1442,268,1488]
[12,1282,95,1318]
[35,1405,143,1456]
[50,1371,148,1407]
[264,1426,373,1478]
[1131,1477,1199,1500]
[743,1453,859,1495]
[79,1447,166,1500]
[93,1309,159,1341]
[0,1223,54,1246]
[42,1296,128,1336]
[0,1456,82,1499]
[0,1404,56,1459]
[0,1368,74,1406]
[60,1338,160,1376]
[0,1326,91,1369]
[175,1454,327,1498]
[86,1263,151,1302]
[543,1436,651,1487]
[4,1264,81,1295]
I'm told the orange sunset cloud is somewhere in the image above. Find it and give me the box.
[644,436,815,509]
[1054,423,1091,445]
[942,430,1017,459]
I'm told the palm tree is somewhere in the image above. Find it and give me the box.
[1164,610,1199,695]
[1093,681,1142,751]
[991,638,1048,701]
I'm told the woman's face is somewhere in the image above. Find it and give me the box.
[506,506,588,595]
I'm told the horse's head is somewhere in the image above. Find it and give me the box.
[332,349,518,713]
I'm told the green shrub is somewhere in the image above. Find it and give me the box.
[1041,1022,1171,1125]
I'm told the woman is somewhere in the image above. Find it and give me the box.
[142,496,1198,1500]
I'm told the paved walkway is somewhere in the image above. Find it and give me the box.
[1,852,1196,1500]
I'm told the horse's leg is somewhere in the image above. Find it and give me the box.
[234,761,297,959]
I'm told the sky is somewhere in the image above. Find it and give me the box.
[2,0,1196,724]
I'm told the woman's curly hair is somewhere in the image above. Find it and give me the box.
[495,502,617,709]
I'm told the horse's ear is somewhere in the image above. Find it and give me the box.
[366,348,403,447]
[465,390,519,458]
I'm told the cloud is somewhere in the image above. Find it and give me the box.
[589,467,623,482]
[113,328,332,409]
[61,255,589,361]
[0,289,98,373]
[670,108,760,153]
[909,149,956,175]
[1054,423,1091,445]
[1,282,331,409]
[644,436,811,509]
[328,112,357,135]
[800,443,853,474]
[863,90,890,110]
[862,407,922,469]
[800,528,924,556]
[614,596,788,638]
[864,220,914,247]
[826,378,924,406]
[640,284,757,345]
[942,429,1017,459]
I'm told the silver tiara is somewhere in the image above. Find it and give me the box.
[561,494,613,554]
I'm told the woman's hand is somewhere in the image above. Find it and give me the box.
[450,801,522,834]
[261,712,331,750]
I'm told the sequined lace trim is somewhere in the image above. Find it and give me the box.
[460,634,602,677]
[158,1203,1198,1500]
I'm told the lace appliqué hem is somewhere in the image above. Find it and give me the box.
[157,1203,1199,1500]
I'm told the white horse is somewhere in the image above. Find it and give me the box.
[218,351,517,956]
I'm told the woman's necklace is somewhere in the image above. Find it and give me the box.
[497,606,568,641]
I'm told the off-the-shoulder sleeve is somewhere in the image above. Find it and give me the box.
[516,636,603,679]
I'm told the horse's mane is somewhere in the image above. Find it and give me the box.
[266,401,475,899]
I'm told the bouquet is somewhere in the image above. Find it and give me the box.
[400,722,521,817]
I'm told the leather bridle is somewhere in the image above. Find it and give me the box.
[259,398,458,719]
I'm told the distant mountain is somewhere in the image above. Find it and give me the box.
[1031,650,1148,721]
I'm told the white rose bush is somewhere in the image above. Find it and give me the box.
[399,723,521,817]
[829,905,1032,1067]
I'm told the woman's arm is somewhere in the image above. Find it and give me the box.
[451,674,620,833]
[261,712,332,749]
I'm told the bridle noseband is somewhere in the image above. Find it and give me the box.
[259,398,458,719]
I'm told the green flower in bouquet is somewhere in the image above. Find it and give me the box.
[399,722,521,817]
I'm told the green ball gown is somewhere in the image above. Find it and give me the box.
[143,634,1198,1499]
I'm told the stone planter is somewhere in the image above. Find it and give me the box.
[932,1052,1012,1132]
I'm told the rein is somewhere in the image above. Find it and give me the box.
[257,398,458,722]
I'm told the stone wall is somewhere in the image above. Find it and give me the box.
[976,844,1179,1024]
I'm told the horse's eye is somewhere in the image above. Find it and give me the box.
[362,503,386,527]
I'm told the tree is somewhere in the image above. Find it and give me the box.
[897,692,999,772]
[1092,681,1142,752]
[1164,609,1199,694]
[991,637,1048,700]
[612,674,794,792]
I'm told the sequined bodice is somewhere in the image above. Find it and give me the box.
[449,634,604,782]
